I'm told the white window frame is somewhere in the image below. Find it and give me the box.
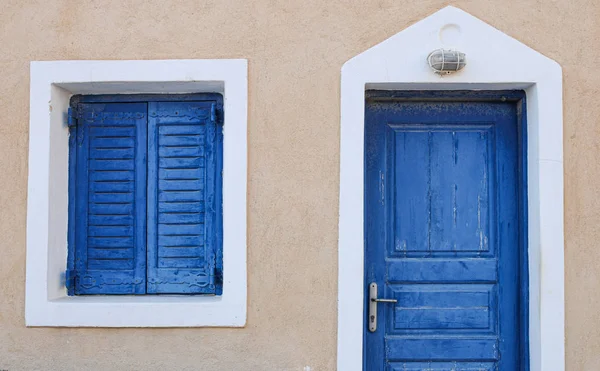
[26,59,247,327]
[337,7,564,371]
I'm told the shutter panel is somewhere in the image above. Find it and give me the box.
[147,101,221,294]
[72,103,148,294]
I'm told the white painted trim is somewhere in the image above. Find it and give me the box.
[26,59,248,327]
[337,7,563,370]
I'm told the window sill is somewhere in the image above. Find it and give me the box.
[42,295,244,327]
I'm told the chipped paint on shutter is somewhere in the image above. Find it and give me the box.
[70,102,148,294]
[146,101,222,294]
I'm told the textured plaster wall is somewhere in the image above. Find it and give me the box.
[0,0,596,370]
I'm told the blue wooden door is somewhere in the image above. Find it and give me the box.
[364,95,526,370]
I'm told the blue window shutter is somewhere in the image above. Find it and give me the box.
[70,103,148,294]
[146,101,222,294]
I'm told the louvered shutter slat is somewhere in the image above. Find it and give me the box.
[146,101,219,294]
[72,103,147,294]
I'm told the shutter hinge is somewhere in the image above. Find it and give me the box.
[214,267,223,285]
[67,107,78,128]
[65,269,77,291]
[211,103,224,125]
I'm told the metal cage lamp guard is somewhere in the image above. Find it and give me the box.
[427,49,467,74]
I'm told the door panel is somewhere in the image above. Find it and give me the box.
[364,99,524,370]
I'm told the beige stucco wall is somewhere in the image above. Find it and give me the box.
[0,0,597,369]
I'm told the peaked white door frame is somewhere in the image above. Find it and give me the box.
[337,7,564,371]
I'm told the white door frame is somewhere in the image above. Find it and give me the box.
[337,6,564,371]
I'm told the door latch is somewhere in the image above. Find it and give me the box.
[368,282,397,332]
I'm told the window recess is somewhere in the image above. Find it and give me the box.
[66,94,223,295]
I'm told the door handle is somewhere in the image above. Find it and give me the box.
[371,298,398,303]
[368,282,397,332]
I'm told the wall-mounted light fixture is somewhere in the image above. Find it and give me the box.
[427,49,466,74]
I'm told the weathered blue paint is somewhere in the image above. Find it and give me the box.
[70,102,148,294]
[66,107,78,295]
[364,91,528,370]
[146,101,221,294]
[67,94,223,295]
[214,101,224,295]
[517,96,530,369]
[388,362,496,371]
[74,93,223,104]
[364,89,527,102]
